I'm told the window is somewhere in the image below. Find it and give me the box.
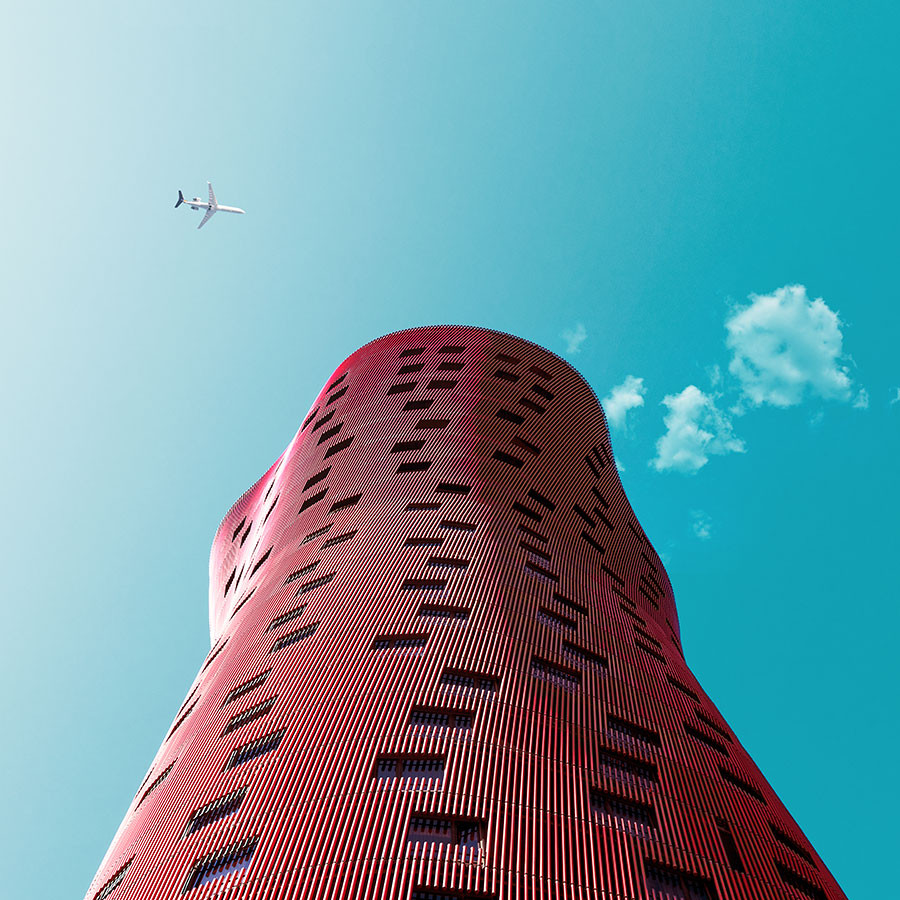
[524,560,559,582]
[695,710,732,742]
[774,861,828,900]
[493,449,523,468]
[136,761,175,808]
[408,817,484,849]
[635,640,667,666]
[324,436,354,459]
[435,482,470,495]
[496,408,524,424]
[561,642,608,672]
[511,501,542,522]
[590,787,658,838]
[303,467,330,491]
[375,756,444,783]
[222,669,272,707]
[326,372,347,392]
[182,836,259,892]
[439,344,464,353]
[401,577,447,591]
[93,858,133,900]
[427,379,457,390]
[552,591,587,616]
[715,818,744,872]
[418,604,469,621]
[392,440,426,453]
[300,523,333,544]
[427,555,468,569]
[269,622,319,654]
[371,633,428,652]
[535,607,576,632]
[398,461,433,474]
[292,572,335,596]
[222,697,277,736]
[719,766,766,803]
[167,697,199,740]
[224,729,285,771]
[682,723,729,757]
[666,674,699,702]
[411,890,495,900]
[399,346,426,357]
[440,669,498,692]
[494,369,519,382]
[311,409,335,431]
[531,656,581,691]
[284,561,320,585]
[644,862,718,900]
[409,707,473,730]
[404,398,434,410]
[496,352,519,364]
[399,363,425,374]
[317,422,343,444]
[769,823,816,867]
[597,748,658,791]
[440,519,476,532]
[183,787,247,837]
[325,385,347,404]
[320,529,357,550]
[406,536,444,547]
[519,540,551,562]
[248,547,273,578]
[299,487,328,512]
[330,492,362,511]
[607,715,661,749]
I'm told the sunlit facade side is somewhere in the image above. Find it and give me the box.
[86,326,846,900]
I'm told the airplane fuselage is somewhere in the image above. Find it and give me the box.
[176,183,245,228]
[184,199,245,215]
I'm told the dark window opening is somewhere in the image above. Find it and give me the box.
[321,529,357,549]
[317,421,343,444]
[404,398,434,410]
[531,656,581,691]
[392,439,427,453]
[416,418,450,430]
[137,761,175,808]
[222,697,277,736]
[561,641,608,672]
[292,572,335,597]
[590,787,657,837]
[409,707,474,730]
[494,370,519,382]
[325,386,347,405]
[598,748,658,790]
[427,555,469,569]
[427,379,457,390]
[645,862,718,900]
[324,436,354,459]
[440,518,476,532]
[399,363,425,374]
[388,381,417,395]
[224,729,285,771]
[406,536,444,547]
[607,714,661,749]
[524,560,559,582]
[408,817,484,849]
[375,755,444,782]
[774,861,828,900]
[311,409,335,432]
[439,344,465,353]
[552,591,587,615]
[326,372,347,392]
[496,352,519,364]
[300,523,332,544]
[182,836,259,892]
[222,670,272,707]
[440,669,498,692]
[519,397,545,414]
[397,461,433,473]
[769,823,817,867]
[407,501,442,511]
[715,818,744,872]
[93,859,133,900]
[418,603,470,621]
[231,516,247,541]
[330,493,362,511]
[248,547,273,579]
[184,788,248,838]
[285,561,320,585]
[536,606,576,632]
[496,408,525,424]
[399,346,426,357]
[719,766,766,803]
[666,674,699,701]
[493,449,523,468]
[695,710,732,742]
[270,622,319,653]
[436,482,470,495]
[511,501,541,522]
[299,487,328,512]
[635,640,668,665]
[371,633,428,652]
[438,360,464,371]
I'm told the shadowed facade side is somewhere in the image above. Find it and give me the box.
[86,326,846,900]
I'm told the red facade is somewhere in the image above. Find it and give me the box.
[86,326,846,900]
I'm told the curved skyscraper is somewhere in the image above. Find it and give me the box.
[86,326,846,900]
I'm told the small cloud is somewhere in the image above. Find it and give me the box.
[691,510,712,540]
[562,323,587,355]
[725,285,854,408]
[890,388,900,407]
[614,457,626,473]
[853,388,869,409]
[603,375,646,430]
[651,385,745,474]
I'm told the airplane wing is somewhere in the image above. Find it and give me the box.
[198,207,217,229]
[208,182,217,208]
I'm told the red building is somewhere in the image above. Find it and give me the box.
[86,327,846,900]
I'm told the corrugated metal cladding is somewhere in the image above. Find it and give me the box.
[86,326,847,900]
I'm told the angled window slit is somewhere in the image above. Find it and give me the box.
[695,709,732,742]
[299,487,328,513]
[512,501,542,522]
[326,372,347,392]
[93,858,133,900]
[719,767,766,803]
[440,669,498,692]
[407,817,483,849]
[399,346,426,358]
[428,379,457,390]
[518,523,548,543]
[440,518,476,532]
[222,697,277,735]
[397,461,432,474]
[590,787,657,837]
[223,566,236,596]
[621,605,647,627]
[496,352,520,364]
[519,539,551,562]
[266,603,306,632]
[562,641,608,671]
[325,386,347,405]
[536,606,576,632]
[402,577,447,590]
[261,497,278,526]
[222,670,272,707]
[137,761,175,808]
[311,409,335,432]
[285,561,320,584]
[416,418,450,430]
[167,697,199,740]
[774,862,827,900]
[303,467,331,492]
[527,488,555,511]
[607,714,661,749]
[496,408,525,424]
[184,787,248,838]
[644,862,718,900]
[769,823,817,866]
[683,722,729,756]
[438,344,464,353]
[531,384,553,401]
[398,363,425,375]
[182,836,259,891]
[293,572,335,596]
[598,748,658,790]
[417,603,470,621]
[525,560,559,582]
[409,706,474,730]
[493,449,523,468]
[330,493,362,512]
[301,409,318,431]
[230,588,256,619]
[591,485,610,508]
[224,730,285,771]
[300,523,333,544]
[231,516,247,541]
[405,536,443,547]
[715,818,744,872]
[404,398,434,411]
[530,364,552,380]
[438,360,464,371]
[388,381,417,395]
[375,755,445,782]
[574,504,596,527]
[323,436,354,459]
[371,633,428,652]
[248,547,273,579]
[392,440,426,453]
[494,369,519,382]
[582,531,605,554]
[666,674,699,701]
[321,529,357,549]
[511,436,540,456]
[636,640,668,665]
[519,397,545,414]
[436,482,470,495]
[531,656,581,690]
[552,591,587,615]
[269,622,319,653]
[427,555,469,569]
[407,501,442,511]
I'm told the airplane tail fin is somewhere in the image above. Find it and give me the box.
[175,190,184,209]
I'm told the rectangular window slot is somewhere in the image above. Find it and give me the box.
[601,565,626,588]
[511,501,541,521]
[404,398,434,410]
[224,729,285,771]
[201,638,228,672]
[574,504,596,527]
[715,818,744,872]
[561,641,608,671]
[645,862,718,900]
[330,493,362,511]
[607,714,661,749]
[223,566,237,596]
[222,670,272,707]
[598,748,658,790]
[137,761,175,808]
[719,767,766,803]
[301,409,318,431]
[167,697,199,740]
[407,501,442,511]
[325,386,347,405]
[511,437,539,456]
[427,379,457,390]
[317,422,343,444]
[552,591,587,615]
[375,755,444,782]
[525,561,559,582]
[388,381,417,395]
[775,862,828,900]
[519,397,545,414]
[440,518,476,532]
[530,364,552,380]
[399,363,425,374]
[301,523,333,544]
[594,507,614,530]
[519,540,551,562]
[436,482,470,495]
[527,488,555,511]
[303,467,331,492]
[248,547,273,579]
[496,352,519,364]
[634,627,663,649]
[184,788,248,838]
[683,723,729,756]
[438,360,464,371]
[496,408,524,424]
[582,531,606,555]
[311,410,335,432]
[406,536,444,547]
[531,384,553,401]
[183,836,259,891]
[590,787,657,837]
[293,572,335,597]
[531,656,581,691]
[398,461,433,474]
[621,605,647,627]
[639,586,661,609]
[285,561,320,584]
[409,707,474,730]
[494,369,519,382]
[399,346,426,357]
[266,604,306,632]
[408,817,483,849]
[418,603,470,621]
[416,418,450,430]
[324,436,354,459]
[641,551,659,574]
[591,485,610,509]
[94,858,133,900]
[269,622,319,654]
[440,669,498,692]
[393,440,427,453]
[326,372,347,392]
[493,449,523,468]
[299,487,328,512]
[371,633,428,652]
[222,697,277,736]
[518,523,548,543]
[402,577,448,590]
[770,823,817,866]
[536,606,576,632]
[427,555,469,569]
[439,344,465,353]
[585,453,601,478]
[666,675,699,702]
[636,640,668,665]
[321,529,357,550]
[261,497,278,526]
[695,710,732,742]
[231,516,247,541]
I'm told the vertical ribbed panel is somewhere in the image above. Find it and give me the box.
[85,327,847,900]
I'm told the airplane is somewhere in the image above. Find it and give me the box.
[175,182,245,229]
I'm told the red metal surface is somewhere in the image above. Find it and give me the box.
[86,326,846,900]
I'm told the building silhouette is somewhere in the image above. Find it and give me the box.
[86,327,846,900]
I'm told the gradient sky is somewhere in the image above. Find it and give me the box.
[1,4,896,898]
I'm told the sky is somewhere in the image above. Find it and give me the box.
[1,3,896,898]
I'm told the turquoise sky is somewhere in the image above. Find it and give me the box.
[1,4,896,898]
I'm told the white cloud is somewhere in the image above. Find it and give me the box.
[603,375,646,429]
[651,385,745,474]
[853,388,869,409]
[890,388,900,407]
[725,285,854,408]
[614,457,626,473]
[691,510,712,540]
[562,323,587,355]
